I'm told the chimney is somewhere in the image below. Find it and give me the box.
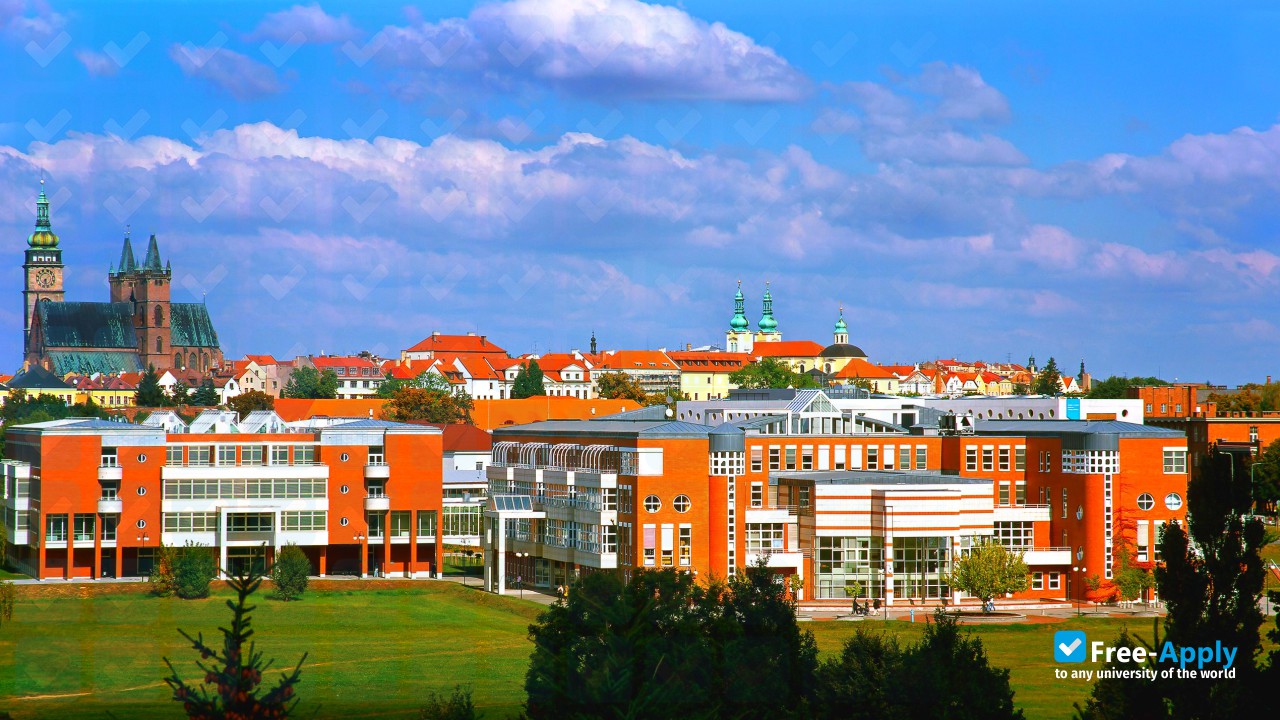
[481,335,487,345]
[1269,375,1273,385]
[467,331,476,336]
[433,331,441,337]
[686,343,692,351]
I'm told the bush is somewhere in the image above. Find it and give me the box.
[271,544,311,601]
[172,544,218,599]
[149,544,179,597]
[419,685,477,720]
[0,581,15,628]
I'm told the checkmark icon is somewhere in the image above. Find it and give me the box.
[1054,631,1086,663]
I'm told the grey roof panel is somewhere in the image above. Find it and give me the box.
[169,303,220,348]
[36,301,137,349]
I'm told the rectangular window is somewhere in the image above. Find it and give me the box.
[390,511,412,538]
[241,445,264,466]
[217,445,237,466]
[1250,426,1260,442]
[1163,449,1187,474]
[1137,519,1150,562]
[835,445,847,470]
[1175,404,1182,415]
[750,447,763,472]
[993,521,1033,549]
[982,448,994,472]
[965,447,977,472]
[744,523,785,551]
[750,482,763,508]
[100,448,118,467]
[998,482,1010,506]
[768,447,781,471]
[1032,572,1043,591]
[643,524,656,567]
[1061,488,1068,519]
[661,524,674,567]
[73,515,95,542]
[915,446,927,469]
[368,446,386,465]
[102,515,117,541]
[1014,446,1026,471]
[188,445,211,466]
[418,511,437,537]
[678,525,691,566]
[866,447,879,470]
[1146,403,1153,413]
[800,447,813,471]
[441,506,482,537]
[799,486,810,509]
[270,445,289,465]
[228,513,273,533]
[46,514,67,542]
[900,446,912,470]
[1048,573,1060,590]
[366,511,385,538]
[785,447,797,470]
[998,447,1010,472]
[166,446,183,466]
[851,445,864,470]
[281,511,326,532]
[1015,481,1026,505]
[164,512,219,533]
[1160,403,1167,413]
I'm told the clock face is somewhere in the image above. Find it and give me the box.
[33,268,57,289]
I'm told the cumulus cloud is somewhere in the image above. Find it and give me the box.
[75,49,117,76]
[373,0,808,101]
[168,44,284,100]
[248,3,359,43]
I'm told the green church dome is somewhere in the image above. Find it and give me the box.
[758,284,778,332]
[729,281,750,331]
[27,182,59,247]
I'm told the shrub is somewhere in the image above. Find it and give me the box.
[0,581,15,628]
[270,544,311,601]
[149,544,179,597]
[173,544,218,600]
[418,685,477,720]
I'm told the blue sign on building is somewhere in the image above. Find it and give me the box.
[1066,397,1081,420]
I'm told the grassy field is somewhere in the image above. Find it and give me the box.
[0,583,1259,720]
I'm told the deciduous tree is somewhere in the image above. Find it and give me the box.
[229,390,275,418]
[282,367,338,399]
[729,358,819,389]
[594,372,648,403]
[948,540,1029,610]
[383,386,473,424]
[1086,375,1168,399]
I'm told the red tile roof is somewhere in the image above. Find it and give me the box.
[470,397,642,431]
[751,341,825,358]
[310,356,378,369]
[833,358,897,379]
[274,398,389,422]
[594,350,677,371]
[665,351,751,372]
[406,333,508,356]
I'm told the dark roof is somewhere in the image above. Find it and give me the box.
[8,364,73,389]
[820,343,868,358]
[170,303,220,348]
[118,237,136,273]
[493,418,712,439]
[47,351,142,376]
[36,302,137,349]
[974,419,1184,438]
[597,405,672,422]
[142,234,163,271]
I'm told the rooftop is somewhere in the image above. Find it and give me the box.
[774,469,992,486]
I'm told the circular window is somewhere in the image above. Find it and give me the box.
[340,453,350,462]
[340,485,350,494]
[1164,493,1183,511]
[136,486,147,496]
[136,519,146,529]
[673,495,691,513]
[643,495,661,513]
[1137,493,1154,511]
[137,454,147,463]
[1075,506,1083,520]
[340,517,350,527]
[1121,409,1129,418]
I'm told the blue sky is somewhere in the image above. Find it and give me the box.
[3,0,1280,383]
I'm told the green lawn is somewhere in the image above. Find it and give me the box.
[0,584,1263,720]
[0,568,28,580]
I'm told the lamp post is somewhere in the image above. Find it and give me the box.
[1071,566,1078,617]
[515,552,528,599]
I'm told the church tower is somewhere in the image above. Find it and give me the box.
[833,307,848,345]
[23,179,65,356]
[726,281,754,353]
[110,232,172,369]
[754,282,781,344]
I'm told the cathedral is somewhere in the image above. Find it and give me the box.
[21,181,224,376]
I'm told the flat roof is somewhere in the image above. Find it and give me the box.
[774,469,992,486]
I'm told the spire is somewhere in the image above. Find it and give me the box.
[118,228,137,273]
[833,306,848,344]
[758,281,777,333]
[590,330,598,355]
[143,233,163,271]
[729,280,749,331]
[27,177,60,248]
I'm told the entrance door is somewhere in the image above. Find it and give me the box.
[226,546,267,576]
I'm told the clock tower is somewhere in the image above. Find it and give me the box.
[23,179,65,356]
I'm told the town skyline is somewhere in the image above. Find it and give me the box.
[4,1,1280,384]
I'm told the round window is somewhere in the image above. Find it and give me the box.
[1075,505,1083,520]
[643,495,661,513]
[137,454,147,463]
[1137,493,1154,511]
[136,519,146,529]
[340,485,350,494]
[340,517,350,527]
[673,495,691,513]
[1164,493,1183,511]
[340,453,350,462]
[136,486,147,496]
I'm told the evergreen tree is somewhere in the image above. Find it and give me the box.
[814,629,902,720]
[1031,357,1062,395]
[173,544,218,599]
[164,565,306,719]
[137,365,166,407]
[269,544,311,601]
[897,612,1023,720]
[170,381,192,406]
[511,361,546,399]
[191,380,220,406]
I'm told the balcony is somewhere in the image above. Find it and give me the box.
[365,463,390,480]
[993,504,1051,522]
[98,465,123,481]
[1023,547,1072,565]
[365,493,391,511]
[97,497,123,514]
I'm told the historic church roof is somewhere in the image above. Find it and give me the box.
[47,351,143,376]
[142,234,164,271]
[27,180,59,248]
[36,301,138,349]
[170,303,220,347]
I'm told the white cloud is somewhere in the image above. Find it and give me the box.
[168,44,284,100]
[248,3,359,44]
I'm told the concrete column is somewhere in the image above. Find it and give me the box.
[883,505,894,607]
[496,518,507,596]
[93,513,102,579]
[318,545,327,577]
[408,510,417,579]
[66,512,73,579]
[114,542,123,578]
[382,510,391,578]
[950,536,962,605]
[218,508,228,579]
[435,511,443,578]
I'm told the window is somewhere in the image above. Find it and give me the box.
[982,448,994,472]
[295,445,316,464]
[799,486,810,509]
[164,512,218,533]
[1032,572,1043,591]
[1250,426,1260,442]
[661,525,674,567]
[1146,403,1153,413]
[1164,492,1183,510]
[102,515,117,541]
[227,514,273,533]
[785,447,796,470]
[282,511,326,531]
[166,446,183,466]
[866,447,879,470]
[241,446,264,466]
[750,482,763,508]
[366,512,385,538]
[800,446,813,471]
[1163,449,1187,474]
[915,446,927,469]
[73,515,95,542]
[673,494,691,513]
[835,445,847,470]
[643,524,656,566]
[644,495,661,513]
[1014,446,1026,471]
[899,446,911,470]
[216,445,237,466]
[998,447,1010,471]
[1160,403,1167,413]
[390,511,412,538]
[136,519,147,529]
[1175,404,1182,415]
[1061,489,1068,519]
[965,447,977,472]
[998,482,1010,505]
[188,445,212,466]
[1137,493,1154,510]
[368,446,385,465]
[136,486,147,496]
[1048,573,1060,590]
[1015,481,1026,505]
[679,525,692,566]
[750,447,763,472]
[768,447,781,470]
[270,445,289,465]
[745,523,785,551]
[418,511,437,537]
[340,517,350,527]
[1137,519,1149,562]
[100,448,119,467]
[993,521,1033,549]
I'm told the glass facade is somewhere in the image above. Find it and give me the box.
[892,536,951,600]
[815,536,884,599]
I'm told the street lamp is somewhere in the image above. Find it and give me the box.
[515,552,528,599]
[1071,566,1078,617]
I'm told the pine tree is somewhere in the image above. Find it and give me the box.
[191,380,220,407]
[164,565,306,719]
[1031,357,1062,395]
[511,361,546,399]
[269,545,311,601]
[137,365,166,407]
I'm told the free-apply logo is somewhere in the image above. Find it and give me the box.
[1054,631,1086,663]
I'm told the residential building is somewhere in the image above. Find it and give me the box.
[6,365,76,405]
[592,350,681,395]
[2,412,444,580]
[309,356,384,398]
[402,332,509,363]
[667,350,749,401]
[521,353,595,399]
